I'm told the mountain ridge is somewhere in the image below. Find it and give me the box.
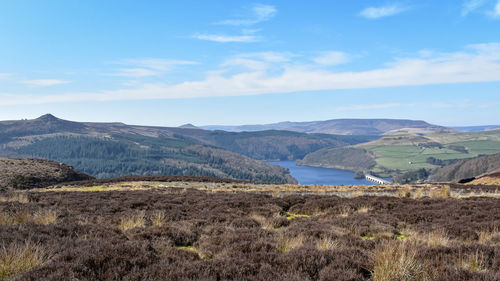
[201,118,453,135]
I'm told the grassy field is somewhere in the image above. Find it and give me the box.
[0,180,499,280]
[360,130,500,175]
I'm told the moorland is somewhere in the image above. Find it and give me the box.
[0,179,499,280]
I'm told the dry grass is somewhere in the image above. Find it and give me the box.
[35,181,500,200]
[119,211,145,232]
[0,240,49,280]
[422,229,450,248]
[277,233,304,253]
[403,228,450,248]
[398,228,451,248]
[32,209,57,225]
[397,187,412,198]
[0,193,29,204]
[412,188,424,199]
[356,206,372,214]
[457,250,486,272]
[338,206,351,217]
[151,211,165,227]
[429,186,450,198]
[477,226,500,245]
[316,237,339,251]
[0,209,57,225]
[372,241,427,281]
[250,213,275,231]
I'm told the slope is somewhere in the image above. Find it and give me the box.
[201,118,451,135]
[0,115,298,183]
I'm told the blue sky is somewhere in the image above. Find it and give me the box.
[1,0,499,126]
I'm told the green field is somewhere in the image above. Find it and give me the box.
[363,131,500,175]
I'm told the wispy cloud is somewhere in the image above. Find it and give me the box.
[494,0,500,17]
[462,0,487,16]
[4,43,500,105]
[0,73,14,80]
[109,58,198,77]
[192,34,258,43]
[194,4,276,43]
[360,5,408,19]
[109,68,159,77]
[20,79,71,87]
[313,51,349,66]
[336,103,402,111]
[216,4,277,26]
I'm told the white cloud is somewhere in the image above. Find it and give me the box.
[360,5,408,19]
[109,58,198,77]
[336,103,402,111]
[21,79,71,87]
[494,0,500,16]
[192,34,258,43]
[217,4,276,26]
[313,51,349,66]
[462,0,487,16]
[4,43,500,105]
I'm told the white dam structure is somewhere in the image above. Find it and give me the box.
[365,174,391,185]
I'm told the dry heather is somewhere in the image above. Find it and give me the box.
[0,181,498,280]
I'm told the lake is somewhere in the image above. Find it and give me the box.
[268,160,375,185]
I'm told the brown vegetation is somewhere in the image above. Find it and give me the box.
[0,158,93,190]
[0,182,498,280]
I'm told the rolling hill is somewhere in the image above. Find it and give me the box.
[0,114,372,183]
[0,158,93,190]
[299,130,500,179]
[428,153,500,183]
[201,118,451,135]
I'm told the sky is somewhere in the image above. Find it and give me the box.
[0,0,499,127]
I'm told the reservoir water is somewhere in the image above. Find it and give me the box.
[268,160,375,186]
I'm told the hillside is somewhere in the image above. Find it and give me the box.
[202,118,451,135]
[0,158,93,190]
[297,147,376,171]
[0,115,376,183]
[428,153,500,182]
[469,168,500,185]
[299,130,500,179]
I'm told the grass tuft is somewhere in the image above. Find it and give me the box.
[33,209,57,225]
[0,240,49,280]
[151,211,165,227]
[429,186,450,198]
[372,241,426,281]
[338,206,351,217]
[316,237,339,250]
[119,211,145,232]
[356,206,372,214]
[277,233,304,253]
[457,250,486,272]
[477,226,500,245]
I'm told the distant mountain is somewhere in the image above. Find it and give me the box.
[0,115,375,184]
[0,158,93,190]
[453,125,500,132]
[178,123,199,129]
[201,118,452,135]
